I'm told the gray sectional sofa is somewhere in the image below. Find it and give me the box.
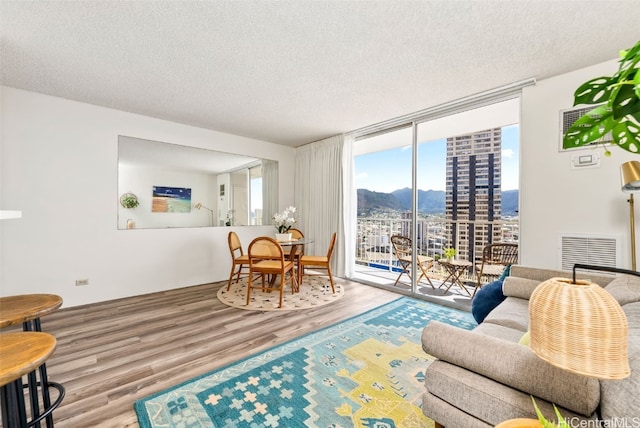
[421,265,640,427]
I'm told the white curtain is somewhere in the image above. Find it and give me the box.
[262,160,279,226]
[341,135,355,277]
[295,134,354,277]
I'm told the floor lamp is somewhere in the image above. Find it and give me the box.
[194,202,214,226]
[620,161,640,271]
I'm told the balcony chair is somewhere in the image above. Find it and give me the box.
[474,242,519,295]
[298,232,337,293]
[226,231,251,291]
[246,236,298,308]
[390,235,435,288]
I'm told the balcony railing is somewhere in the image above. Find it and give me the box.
[356,216,519,282]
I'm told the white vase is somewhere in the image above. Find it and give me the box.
[275,233,292,242]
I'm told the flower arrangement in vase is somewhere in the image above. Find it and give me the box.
[273,206,296,241]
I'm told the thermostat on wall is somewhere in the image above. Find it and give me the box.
[571,153,600,169]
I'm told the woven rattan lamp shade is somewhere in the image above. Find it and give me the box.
[529,277,630,380]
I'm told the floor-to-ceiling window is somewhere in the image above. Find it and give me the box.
[355,126,413,275]
[353,98,520,304]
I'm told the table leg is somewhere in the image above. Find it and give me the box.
[287,244,302,289]
[23,320,43,428]
[22,318,57,428]
[443,268,471,296]
[440,266,456,290]
[1,379,28,428]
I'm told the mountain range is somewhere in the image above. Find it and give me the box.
[357,188,519,216]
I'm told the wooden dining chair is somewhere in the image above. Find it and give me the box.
[298,232,337,293]
[390,235,435,288]
[226,231,251,290]
[247,236,298,308]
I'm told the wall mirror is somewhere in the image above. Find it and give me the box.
[118,136,279,229]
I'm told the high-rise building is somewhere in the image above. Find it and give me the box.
[445,128,503,264]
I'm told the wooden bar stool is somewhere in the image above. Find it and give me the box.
[0,332,58,428]
[0,294,65,427]
[0,294,63,331]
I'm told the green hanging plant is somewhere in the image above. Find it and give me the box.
[563,40,640,154]
[120,193,139,209]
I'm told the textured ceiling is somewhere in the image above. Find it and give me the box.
[1,1,639,147]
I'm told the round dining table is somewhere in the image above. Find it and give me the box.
[277,237,315,258]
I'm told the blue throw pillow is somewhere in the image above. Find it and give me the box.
[471,265,511,324]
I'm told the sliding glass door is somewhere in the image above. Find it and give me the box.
[354,126,414,291]
[353,98,520,300]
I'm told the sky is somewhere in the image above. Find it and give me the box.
[355,124,519,193]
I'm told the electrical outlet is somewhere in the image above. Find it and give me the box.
[75,279,89,286]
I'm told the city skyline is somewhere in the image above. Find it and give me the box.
[355,124,519,193]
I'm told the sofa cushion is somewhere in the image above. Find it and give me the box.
[422,321,601,416]
[604,274,640,306]
[472,278,507,323]
[422,390,492,428]
[483,297,529,332]
[599,302,640,419]
[424,360,598,425]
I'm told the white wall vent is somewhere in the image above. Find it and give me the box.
[559,105,612,151]
[558,234,621,272]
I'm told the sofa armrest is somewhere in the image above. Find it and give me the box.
[421,321,600,416]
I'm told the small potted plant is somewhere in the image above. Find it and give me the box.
[443,247,456,262]
[120,193,139,209]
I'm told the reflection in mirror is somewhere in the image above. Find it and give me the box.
[118,136,279,229]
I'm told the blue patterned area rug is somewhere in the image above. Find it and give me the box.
[134,297,476,428]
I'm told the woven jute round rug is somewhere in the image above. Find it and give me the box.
[217,275,345,311]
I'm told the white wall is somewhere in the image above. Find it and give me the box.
[520,59,638,270]
[0,86,295,307]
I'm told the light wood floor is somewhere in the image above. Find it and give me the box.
[7,278,400,427]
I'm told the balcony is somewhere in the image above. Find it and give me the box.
[353,216,519,310]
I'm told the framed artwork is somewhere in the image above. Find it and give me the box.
[152,186,192,213]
